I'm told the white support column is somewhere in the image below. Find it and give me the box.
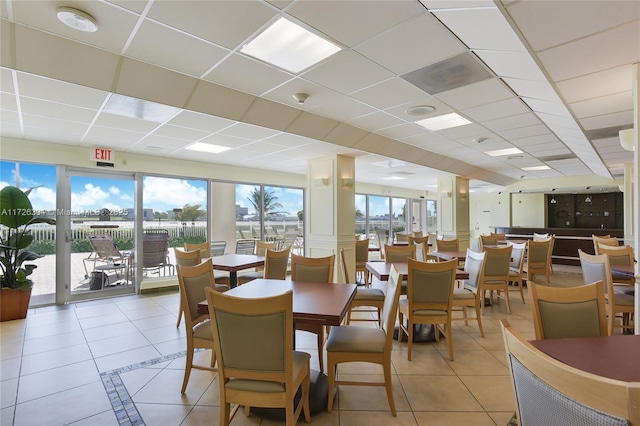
[306,155,355,282]
[437,176,470,249]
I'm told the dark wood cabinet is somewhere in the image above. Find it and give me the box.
[547,192,623,230]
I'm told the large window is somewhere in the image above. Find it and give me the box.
[142,176,208,279]
[236,184,304,254]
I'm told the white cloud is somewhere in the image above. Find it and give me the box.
[72,183,112,212]
[143,177,207,212]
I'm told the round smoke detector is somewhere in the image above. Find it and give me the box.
[406,105,436,116]
[57,7,98,32]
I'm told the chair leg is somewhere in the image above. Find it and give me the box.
[517,279,525,303]
[181,347,193,394]
[327,359,336,412]
[383,360,397,417]
[317,331,324,373]
[504,287,512,314]
[475,300,485,338]
[302,369,311,422]
[407,318,414,361]
[445,322,454,361]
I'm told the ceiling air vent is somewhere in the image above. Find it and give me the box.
[537,154,577,162]
[584,124,633,141]
[401,53,492,95]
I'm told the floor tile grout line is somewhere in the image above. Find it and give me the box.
[99,350,189,426]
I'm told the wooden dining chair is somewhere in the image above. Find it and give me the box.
[184,241,231,286]
[528,281,608,340]
[592,234,618,255]
[262,247,291,280]
[480,245,513,314]
[326,264,403,416]
[205,287,311,426]
[452,249,485,337]
[596,244,636,286]
[508,242,527,303]
[523,239,552,285]
[383,244,416,263]
[479,234,499,251]
[339,248,384,325]
[355,238,371,286]
[500,319,639,426]
[237,240,277,285]
[435,238,459,252]
[176,259,218,393]
[399,258,457,360]
[578,250,635,335]
[290,253,335,372]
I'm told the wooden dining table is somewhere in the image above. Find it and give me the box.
[206,254,265,288]
[197,278,357,417]
[366,261,470,281]
[431,250,468,262]
[530,334,640,382]
[611,264,636,281]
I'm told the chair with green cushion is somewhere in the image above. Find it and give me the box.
[479,234,499,251]
[524,239,552,285]
[326,264,403,416]
[290,253,336,372]
[355,238,371,286]
[578,250,635,335]
[205,287,311,426]
[237,240,277,285]
[452,249,485,337]
[399,258,458,361]
[435,238,459,252]
[508,242,527,304]
[528,281,608,340]
[339,248,384,325]
[480,245,513,314]
[177,258,218,393]
[596,244,635,286]
[263,247,291,280]
[383,244,416,263]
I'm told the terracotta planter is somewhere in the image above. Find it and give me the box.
[0,287,32,321]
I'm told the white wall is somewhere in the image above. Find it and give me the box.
[511,193,545,227]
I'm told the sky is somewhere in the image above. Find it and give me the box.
[0,161,310,217]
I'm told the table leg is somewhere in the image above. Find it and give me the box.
[229,271,238,288]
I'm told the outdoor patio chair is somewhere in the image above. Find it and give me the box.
[141,230,174,278]
[82,235,131,285]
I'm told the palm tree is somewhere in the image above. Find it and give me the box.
[247,188,283,218]
[175,204,205,224]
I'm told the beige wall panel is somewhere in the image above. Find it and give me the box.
[186,80,255,122]
[286,112,339,141]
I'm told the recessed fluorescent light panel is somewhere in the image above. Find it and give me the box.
[186,143,231,154]
[103,94,181,123]
[485,148,523,157]
[372,159,407,168]
[240,17,341,73]
[380,176,405,181]
[522,165,550,171]
[415,112,472,131]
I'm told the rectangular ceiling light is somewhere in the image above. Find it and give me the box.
[485,147,523,157]
[380,176,405,181]
[240,17,341,73]
[372,159,407,168]
[104,94,181,123]
[522,165,550,171]
[186,142,231,154]
[415,112,472,131]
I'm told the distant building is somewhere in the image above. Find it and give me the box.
[236,204,248,219]
[124,208,155,221]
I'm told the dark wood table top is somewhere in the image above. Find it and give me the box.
[530,334,640,382]
[431,250,468,261]
[366,261,469,281]
[611,264,636,280]
[205,254,265,272]
[197,279,357,327]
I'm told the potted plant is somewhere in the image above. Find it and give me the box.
[0,186,55,321]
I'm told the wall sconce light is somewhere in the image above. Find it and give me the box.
[619,128,635,151]
[341,177,354,189]
[446,191,452,198]
[460,194,468,201]
[313,177,329,187]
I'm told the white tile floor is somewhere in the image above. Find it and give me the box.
[1,266,588,426]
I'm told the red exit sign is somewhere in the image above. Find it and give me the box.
[91,147,114,163]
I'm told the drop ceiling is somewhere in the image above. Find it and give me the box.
[0,0,638,192]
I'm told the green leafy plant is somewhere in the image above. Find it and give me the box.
[0,186,56,290]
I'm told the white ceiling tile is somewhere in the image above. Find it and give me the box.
[17,73,108,109]
[151,124,210,142]
[126,19,229,78]
[301,50,394,95]
[435,78,514,110]
[309,97,377,123]
[538,21,640,81]
[350,77,426,110]
[147,0,275,50]
[462,98,529,122]
[204,53,293,97]
[474,50,546,81]
[262,78,343,111]
[19,97,96,124]
[502,78,562,103]
[570,91,633,119]
[483,113,542,132]
[219,123,280,141]
[287,0,424,47]
[433,7,526,51]
[580,110,635,131]
[94,112,159,133]
[354,14,466,75]
[1,92,17,111]
[348,111,404,132]
[522,98,571,117]
[556,65,634,104]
